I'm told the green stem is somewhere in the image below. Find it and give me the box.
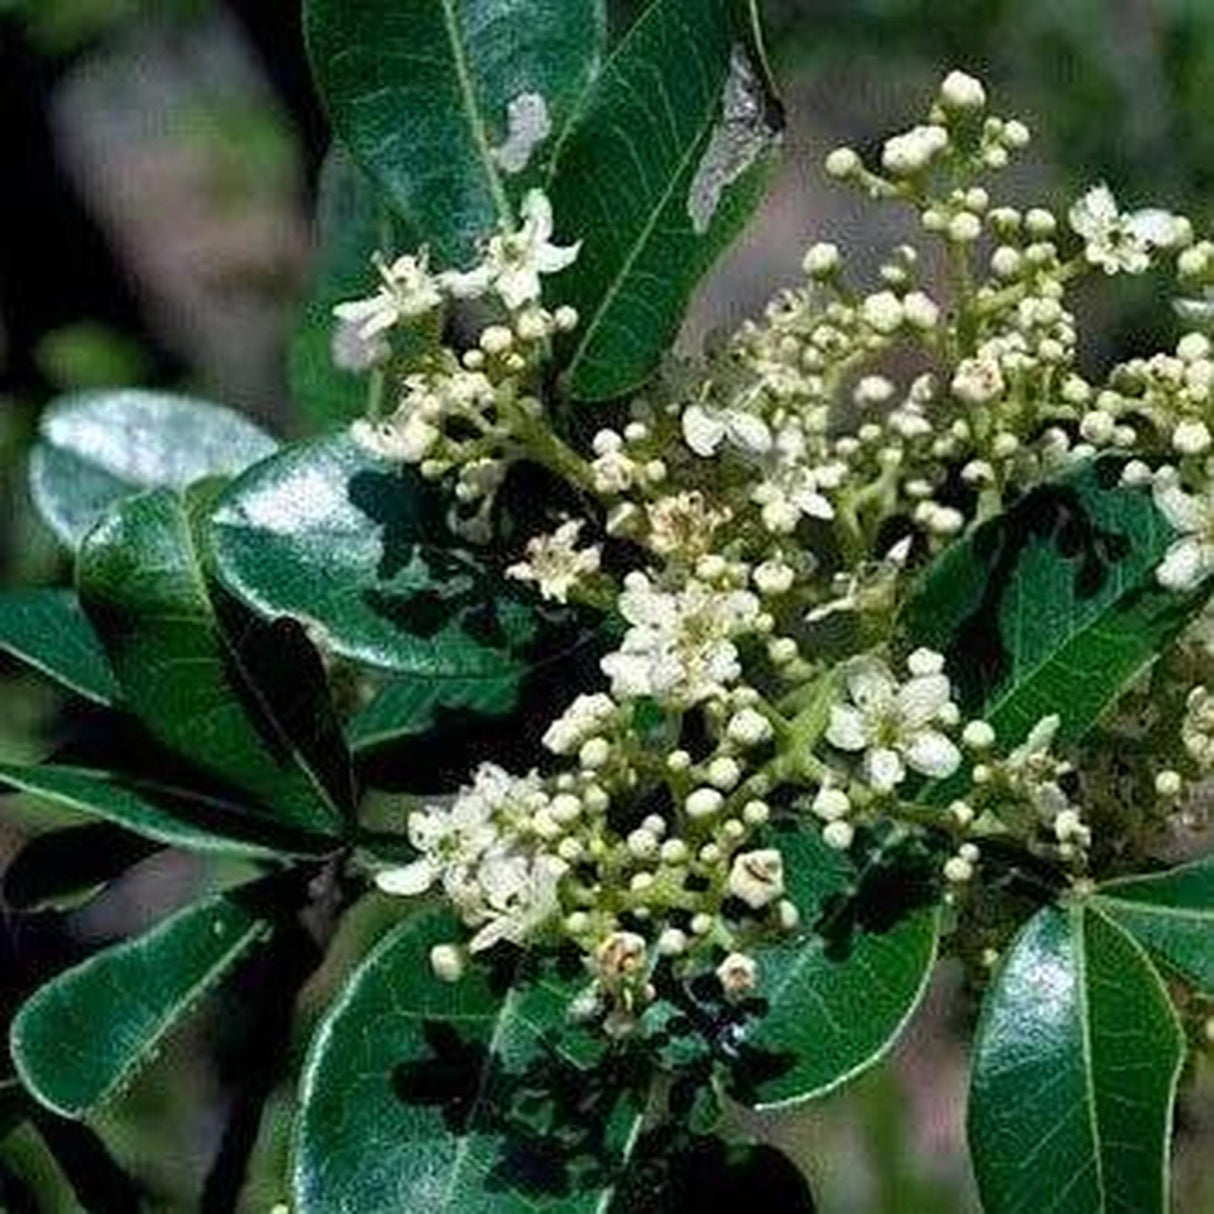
[502,397,596,491]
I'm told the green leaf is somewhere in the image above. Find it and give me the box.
[293,908,643,1212]
[728,823,938,1109]
[11,890,274,1117]
[347,673,520,756]
[1093,854,1214,992]
[77,487,353,838]
[289,148,413,429]
[305,0,606,265]
[905,458,1212,750]
[2,824,157,912]
[0,590,119,706]
[28,390,277,548]
[0,763,340,860]
[0,1121,87,1214]
[209,432,587,689]
[968,904,1184,1214]
[549,0,782,401]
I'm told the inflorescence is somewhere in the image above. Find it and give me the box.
[333,71,1214,1034]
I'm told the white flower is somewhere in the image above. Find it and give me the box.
[952,356,1005,406]
[441,189,579,309]
[542,693,616,755]
[1183,686,1214,768]
[682,401,772,457]
[1069,184,1183,275]
[333,252,442,339]
[645,492,730,557]
[468,852,568,952]
[1153,473,1214,591]
[939,70,986,111]
[506,520,601,603]
[826,655,962,791]
[351,415,439,464]
[750,425,836,532]
[593,932,648,992]
[429,944,465,983]
[600,573,762,707]
[727,849,785,909]
[1173,420,1212,456]
[374,784,496,898]
[717,952,758,998]
[881,125,948,176]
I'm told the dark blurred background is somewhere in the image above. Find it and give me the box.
[1,1,1213,1209]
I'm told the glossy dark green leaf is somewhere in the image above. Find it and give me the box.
[968,904,1183,1214]
[209,432,585,693]
[28,390,277,548]
[11,891,274,1117]
[905,459,1212,751]
[0,763,339,860]
[289,148,414,429]
[305,0,606,265]
[347,673,520,755]
[0,590,119,706]
[1093,855,1214,992]
[77,488,352,837]
[729,823,938,1109]
[293,908,643,1212]
[549,0,781,400]
[2,823,157,912]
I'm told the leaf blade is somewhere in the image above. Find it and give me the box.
[305,0,606,265]
[549,0,781,400]
[29,390,277,548]
[77,487,352,837]
[293,909,642,1212]
[0,762,339,860]
[0,589,119,706]
[10,892,273,1117]
[905,459,1211,750]
[968,904,1183,1214]
[1094,854,1214,992]
[729,824,938,1109]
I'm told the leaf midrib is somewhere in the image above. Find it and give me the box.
[560,8,727,386]
[440,0,512,236]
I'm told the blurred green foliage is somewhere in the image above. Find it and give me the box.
[0,0,207,56]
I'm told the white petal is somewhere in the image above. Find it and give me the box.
[897,673,951,728]
[864,747,905,791]
[790,487,835,520]
[682,405,726,456]
[439,264,495,299]
[535,239,581,275]
[1128,208,1179,247]
[826,705,868,751]
[1153,483,1207,534]
[1069,184,1117,237]
[375,858,438,897]
[1157,537,1208,591]
[725,411,773,455]
[1023,714,1061,756]
[497,266,542,309]
[469,915,513,953]
[903,730,962,779]
[520,189,554,241]
[846,657,897,711]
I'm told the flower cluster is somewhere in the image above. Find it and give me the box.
[343,71,1214,1035]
